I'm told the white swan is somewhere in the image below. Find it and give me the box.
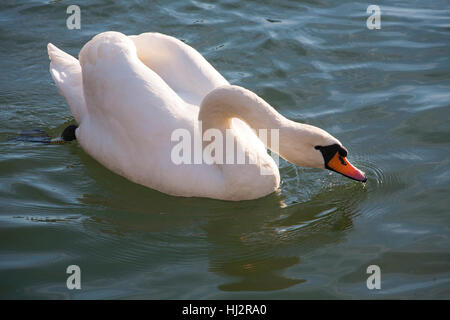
[47,31,366,201]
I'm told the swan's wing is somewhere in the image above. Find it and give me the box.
[47,43,86,123]
[129,32,228,105]
[78,31,187,122]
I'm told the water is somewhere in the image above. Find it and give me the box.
[1,0,449,299]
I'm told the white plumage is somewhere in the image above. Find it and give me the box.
[48,31,350,201]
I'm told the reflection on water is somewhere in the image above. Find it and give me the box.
[208,185,365,291]
[216,257,304,291]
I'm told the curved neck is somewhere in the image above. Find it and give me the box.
[198,85,286,199]
[199,85,287,145]
[199,85,310,161]
[201,85,286,126]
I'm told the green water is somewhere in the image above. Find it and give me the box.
[1,0,449,299]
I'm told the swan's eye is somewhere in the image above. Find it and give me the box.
[314,144,342,165]
[339,146,348,157]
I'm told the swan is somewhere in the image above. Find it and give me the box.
[47,31,366,201]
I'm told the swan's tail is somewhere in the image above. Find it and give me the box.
[47,43,86,123]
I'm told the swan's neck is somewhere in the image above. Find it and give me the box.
[198,85,338,199]
[198,85,309,163]
[199,86,283,130]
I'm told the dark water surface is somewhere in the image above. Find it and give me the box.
[1,0,449,299]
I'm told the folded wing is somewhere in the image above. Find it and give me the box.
[129,32,228,106]
[47,43,86,123]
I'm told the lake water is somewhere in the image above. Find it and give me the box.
[0,0,449,299]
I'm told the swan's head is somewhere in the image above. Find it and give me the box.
[313,143,367,182]
[281,123,367,182]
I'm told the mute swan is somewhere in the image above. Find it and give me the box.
[47,31,366,201]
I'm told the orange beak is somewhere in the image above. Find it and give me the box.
[326,152,367,182]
